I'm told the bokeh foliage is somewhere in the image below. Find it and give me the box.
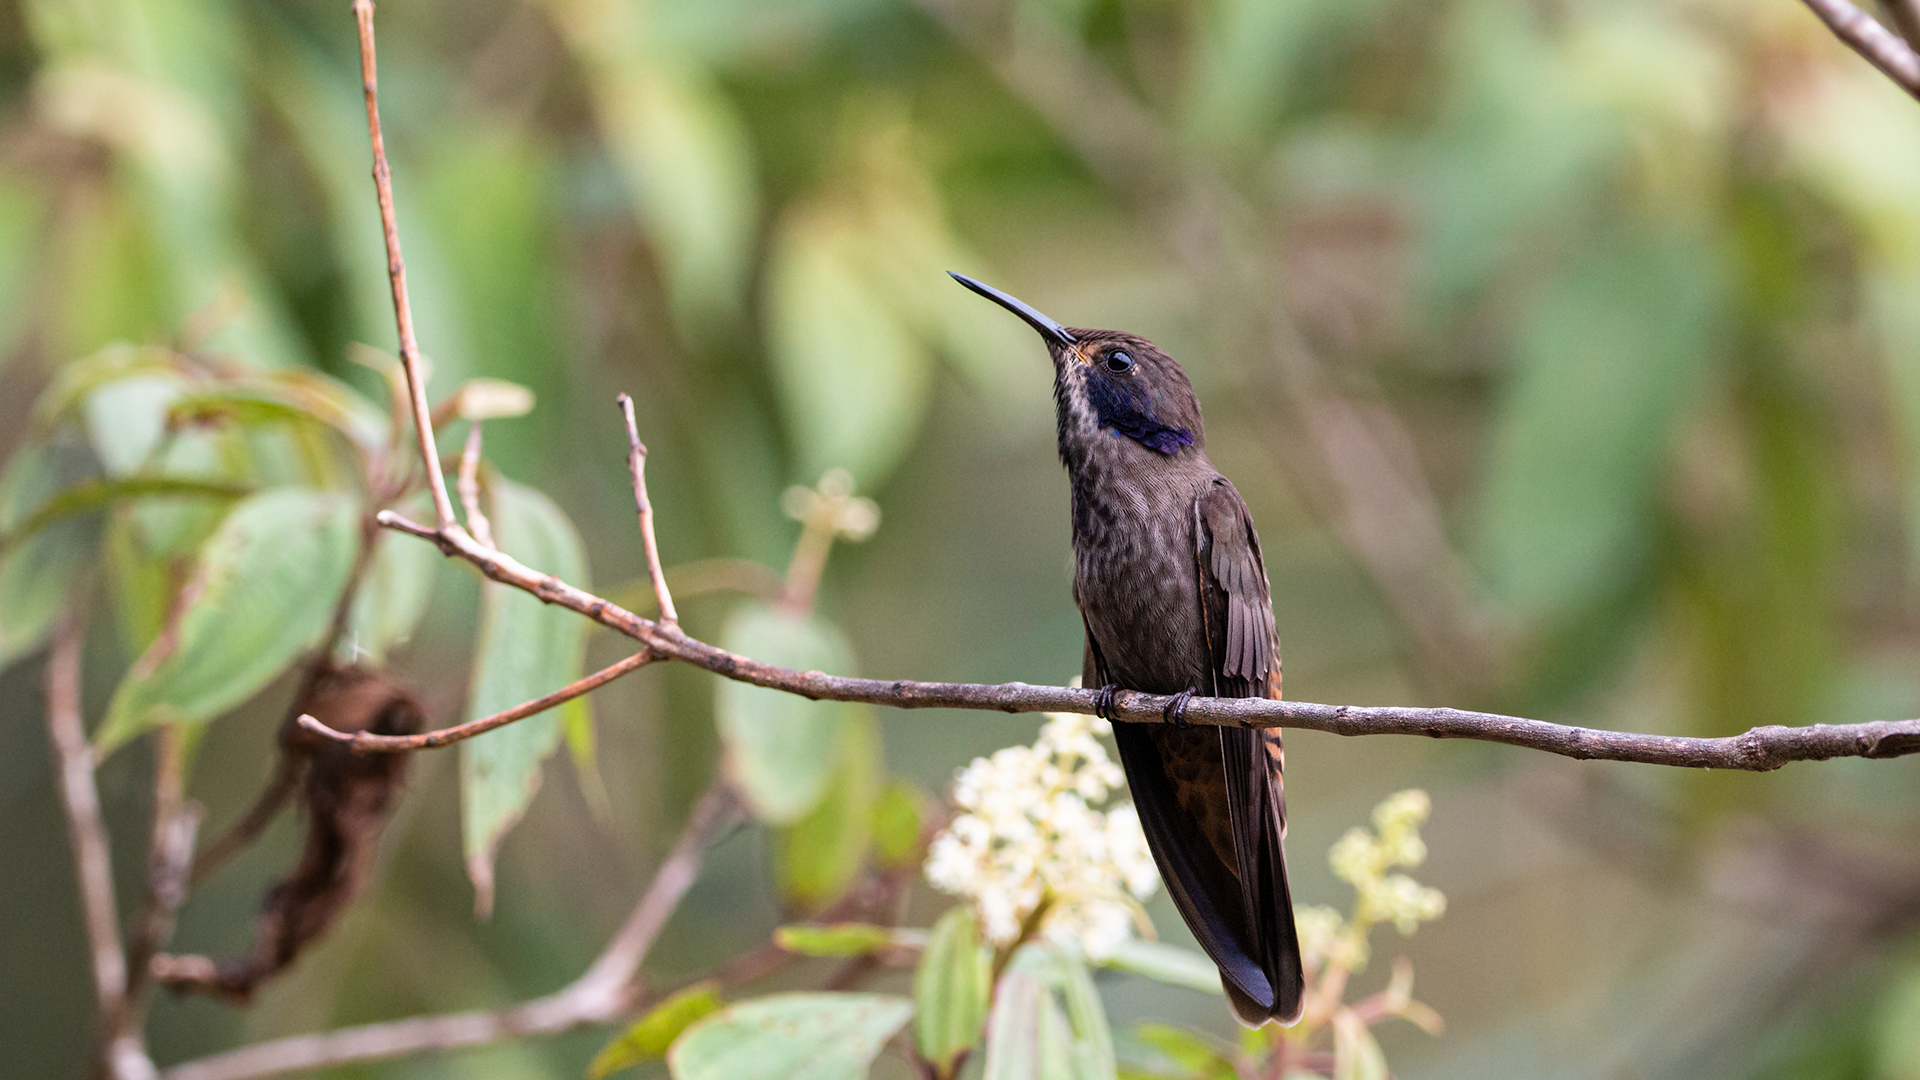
[3,0,1920,1077]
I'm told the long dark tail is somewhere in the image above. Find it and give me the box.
[1111,722,1303,1025]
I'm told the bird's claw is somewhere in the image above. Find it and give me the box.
[1163,689,1196,730]
[1093,683,1120,722]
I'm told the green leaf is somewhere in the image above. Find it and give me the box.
[0,443,101,668]
[766,207,931,488]
[1478,228,1724,617]
[0,475,251,553]
[774,708,879,911]
[461,477,591,914]
[914,908,991,1078]
[33,344,182,430]
[1097,940,1223,995]
[983,971,1075,1080]
[168,372,390,456]
[580,59,758,325]
[1118,1024,1234,1080]
[774,923,914,958]
[667,993,913,1080]
[589,981,725,1079]
[1331,1010,1386,1080]
[713,603,859,824]
[341,522,437,664]
[871,780,926,868]
[1043,950,1117,1080]
[86,372,185,477]
[95,487,361,754]
[562,694,614,824]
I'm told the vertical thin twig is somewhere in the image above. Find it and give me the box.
[115,729,203,1074]
[44,610,129,1045]
[617,394,677,624]
[457,420,494,549]
[354,0,457,531]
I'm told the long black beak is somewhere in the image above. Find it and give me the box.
[948,272,1077,347]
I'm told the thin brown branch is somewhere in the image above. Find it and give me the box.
[160,784,739,1080]
[456,420,494,548]
[44,610,129,1049]
[298,648,659,752]
[355,0,456,530]
[1801,0,1920,99]
[368,508,1919,769]
[1882,0,1920,50]
[617,394,678,624]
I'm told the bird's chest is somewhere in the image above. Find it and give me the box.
[1069,473,1209,695]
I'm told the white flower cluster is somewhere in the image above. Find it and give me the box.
[924,711,1159,959]
[1299,789,1446,973]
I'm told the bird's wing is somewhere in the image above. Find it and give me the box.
[1196,479,1302,1025]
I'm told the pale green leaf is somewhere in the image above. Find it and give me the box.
[983,971,1075,1080]
[95,487,361,754]
[775,708,879,911]
[766,208,931,488]
[667,993,913,1080]
[86,372,184,477]
[914,908,992,1077]
[0,443,101,668]
[590,981,725,1079]
[462,477,591,914]
[1332,1010,1386,1080]
[1097,940,1223,995]
[1478,228,1724,616]
[871,780,926,868]
[713,603,858,824]
[341,523,437,664]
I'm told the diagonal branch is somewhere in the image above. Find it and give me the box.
[1801,0,1920,99]
[299,648,659,752]
[159,784,739,1080]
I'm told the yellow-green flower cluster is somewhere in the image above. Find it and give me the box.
[1298,790,1446,974]
[1329,789,1446,937]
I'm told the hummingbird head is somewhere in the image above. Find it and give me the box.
[948,272,1201,459]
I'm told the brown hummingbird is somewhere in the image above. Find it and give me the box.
[952,271,1303,1025]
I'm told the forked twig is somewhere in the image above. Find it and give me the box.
[298,649,659,752]
[617,394,678,624]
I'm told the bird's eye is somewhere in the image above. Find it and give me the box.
[1104,350,1135,374]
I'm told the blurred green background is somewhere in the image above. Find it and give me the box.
[4,0,1920,1076]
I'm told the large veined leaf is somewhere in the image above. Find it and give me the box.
[85,371,183,477]
[982,971,1074,1080]
[714,603,860,824]
[914,908,992,1078]
[766,207,932,489]
[774,708,879,911]
[462,476,591,914]
[1477,228,1724,618]
[668,993,912,1080]
[95,487,361,754]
